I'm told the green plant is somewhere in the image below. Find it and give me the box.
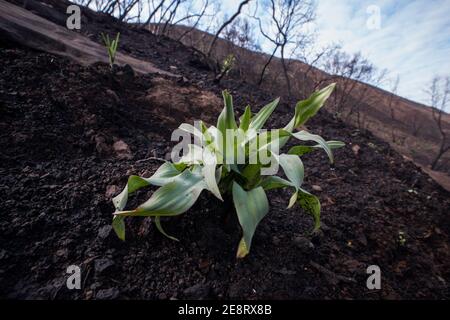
[398,231,407,246]
[111,83,344,258]
[215,54,235,83]
[101,32,120,68]
[222,54,235,74]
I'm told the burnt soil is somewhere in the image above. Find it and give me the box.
[1,0,450,300]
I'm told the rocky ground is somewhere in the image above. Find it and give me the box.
[0,0,449,299]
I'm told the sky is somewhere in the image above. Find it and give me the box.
[83,0,450,109]
[314,0,450,108]
[217,0,450,109]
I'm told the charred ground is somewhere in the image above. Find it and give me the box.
[0,1,449,299]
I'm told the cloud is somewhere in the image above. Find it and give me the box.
[315,0,450,109]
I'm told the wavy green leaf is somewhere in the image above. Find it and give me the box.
[249,97,280,131]
[280,83,335,148]
[298,189,321,231]
[115,169,206,217]
[291,131,334,163]
[277,154,304,188]
[112,215,125,241]
[288,140,345,157]
[113,175,151,211]
[232,182,269,258]
[149,162,183,186]
[258,176,294,190]
[217,90,238,132]
[202,147,223,201]
[241,164,262,188]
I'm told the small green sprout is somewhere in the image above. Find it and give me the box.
[111,84,344,258]
[398,231,407,246]
[101,32,120,68]
[222,54,235,75]
[215,54,235,83]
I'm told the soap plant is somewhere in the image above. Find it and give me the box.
[101,32,120,68]
[112,84,344,258]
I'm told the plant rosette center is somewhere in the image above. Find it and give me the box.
[111,83,344,258]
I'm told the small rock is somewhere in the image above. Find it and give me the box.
[311,229,324,245]
[183,284,211,300]
[312,185,322,192]
[85,290,93,299]
[55,248,68,257]
[169,65,178,71]
[98,225,113,239]
[96,288,120,300]
[228,282,242,299]
[199,259,211,272]
[0,250,7,260]
[293,236,315,251]
[138,218,152,237]
[320,222,331,232]
[85,114,98,126]
[94,258,115,274]
[105,89,120,104]
[437,276,446,285]
[90,282,102,290]
[95,135,111,156]
[278,267,296,275]
[13,133,28,143]
[114,65,135,83]
[113,140,133,160]
[352,144,360,156]
[85,129,95,137]
[158,293,168,300]
[111,64,120,74]
[22,166,32,173]
[357,233,368,247]
[394,260,408,274]
[122,64,135,77]
[342,259,364,273]
[105,185,120,198]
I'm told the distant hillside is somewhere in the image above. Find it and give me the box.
[161,24,450,175]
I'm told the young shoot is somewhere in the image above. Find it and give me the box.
[215,54,236,83]
[101,32,120,68]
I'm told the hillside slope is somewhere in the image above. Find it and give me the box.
[164,24,450,177]
[0,0,449,299]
